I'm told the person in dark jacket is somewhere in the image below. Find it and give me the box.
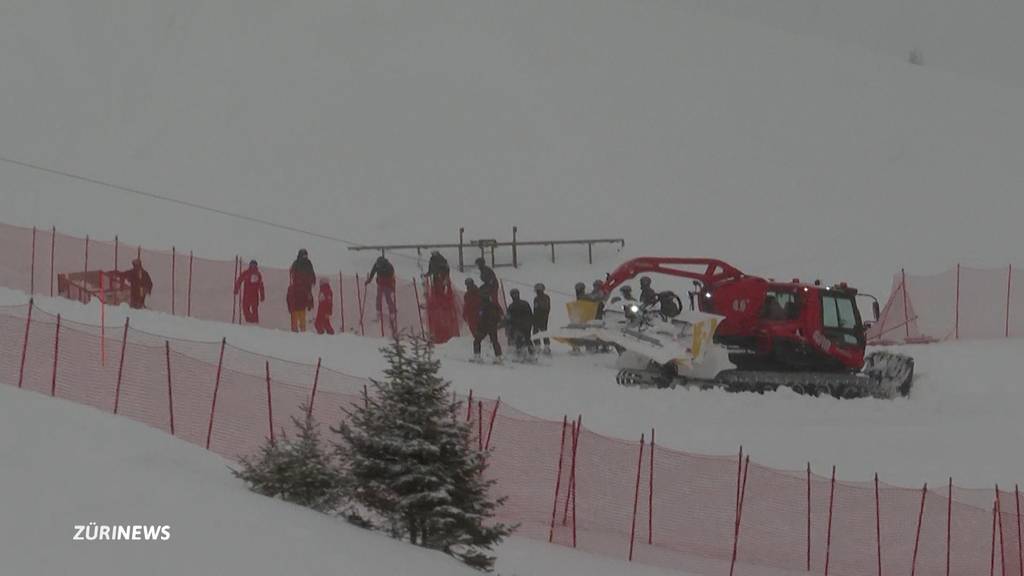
[314,278,335,335]
[639,276,658,308]
[234,260,266,324]
[365,255,397,332]
[424,252,451,291]
[475,257,500,307]
[288,249,316,332]
[472,291,503,363]
[118,258,153,310]
[462,278,481,338]
[532,283,551,354]
[506,288,535,358]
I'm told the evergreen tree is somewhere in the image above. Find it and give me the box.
[233,404,343,513]
[334,336,514,571]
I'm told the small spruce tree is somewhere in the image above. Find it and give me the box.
[233,404,343,513]
[334,335,514,571]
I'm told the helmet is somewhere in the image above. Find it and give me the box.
[510,288,520,299]
[475,257,486,267]
[465,278,476,288]
[574,282,586,292]
[298,249,308,258]
[249,259,258,268]
[640,276,652,287]
[620,285,633,294]
[534,283,545,292]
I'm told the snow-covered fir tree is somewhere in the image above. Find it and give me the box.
[233,404,343,513]
[334,336,514,571]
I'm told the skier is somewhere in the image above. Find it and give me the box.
[463,278,481,338]
[118,258,153,310]
[472,291,503,364]
[423,251,456,343]
[365,255,397,332]
[314,278,335,335]
[609,285,636,306]
[532,283,551,354]
[475,257,500,307]
[424,251,451,295]
[506,288,535,359]
[589,279,607,319]
[288,249,316,332]
[233,259,266,324]
[639,276,658,307]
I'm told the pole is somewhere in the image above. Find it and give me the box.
[165,341,176,436]
[49,226,55,297]
[729,456,750,576]
[83,235,89,279]
[114,318,129,414]
[876,474,882,576]
[266,361,274,443]
[1007,265,1013,338]
[308,357,322,419]
[378,282,385,338]
[231,256,239,324]
[458,227,465,273]
[902,269,911,339]
[572,417,579,548]
[948,478,953,576]
[484,397,500,450]
[205,338,225,450]
[339,271,346,333]
[807,463,812,572]
[1016,485,1022,576]
[648,428,655,546]
[548,415,569,543]
[736,447,744,527]
[562,419,578,525]
[413,280,426,339]
[17,299,34,388]
[99,271,105,366]
[993,504,999,576]
[187,251,194,317]
[477,400,483,451]
[30,227,36,294]
[50,314,61,396]
[512,226,518,268]
[356,273,366,336]
[998,486,1007,576]
[466,389,473,421]
[114,235,118,270]
[628,433,646,562]
[910,483,928,576]
[955,263,961,339]
[825,466,836,576]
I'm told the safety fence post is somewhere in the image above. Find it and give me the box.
[562,416,580,525]
[729,455,750,576]
[18,299,33,388]
[648,428,655,546]
[114,235,119,270]
[339,271,346,333]
[825,466,836,576]
[171,246,176,315]
[1016,485,1022,576]
[948,478,953,576]
[998,486,1007,576]
[1007,265,1013,339]
[955,263,961,339]
[114,318,129,414]
[84,235,89,279]
[477,400,483,451]
[265,360,274,443]
[49,226,56,297]
[308,357,322,419]
[628,433,646,562]
[807,463,812,572]
[413,280,426,339]
[50,314,61,396]
[484,397,501,450]
[165,341,175,436]
[231,256,239,324]
[548,415,568,543]
[205,338,225,450]
[910,483,928,576]
[902,269,911,339]
[736,447,744,528]
[187,251,194,317]
[358,274,367,336]
[876,473,882,576]
[99,271,105,366]
[562,415,581,548]
[994,504,999,576]
[30,227,36,294]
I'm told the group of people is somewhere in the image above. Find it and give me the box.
[462,257,551,364]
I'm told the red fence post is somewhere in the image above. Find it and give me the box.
[339,271,346,333]
[413,280,426,339]
[171,246,176,315]
[114,235,118,270]
[187,251,194,317]
[378,282,385,338]
[30,226,36,294]
[562,418,579,526]
[265,360,274,443]
[165,341,175,436]
[1007,265,1013,338]
[18,299,33,388]
[49,226,55,297]
[948,477,953,576]
[308,357,322,419]
[477,400,483,451]
[114,318,129,414]
[231,256,239,324]
[50,314,61,396]
[910,483,929,576]
[735,446,744,527]
[205,338,226,450]
[998,486,1007,576]
[902,269,911,339]
[876,473,882,576]
[955,263,961,339]
[1016,485,1022,576]
[994,504,999,576]
[484,397,501,450]
[572,418,579,548]
[548,415,569,543]
[807,463,812,572]
[628,433,646,562]
[99,271,105,366]
[729,455,750,576]
[648,428,655,546]
[825,466,836,576]
[356,273,366,336]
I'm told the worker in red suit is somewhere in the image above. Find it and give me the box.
[233,260,266,324]
[314,278,335,335]
[118,258,153,310]
[288,249,316,332]
[462,278,481,338]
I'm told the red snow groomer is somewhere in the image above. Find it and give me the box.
[559,257,914,398]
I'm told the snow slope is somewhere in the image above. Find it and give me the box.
[0,376,696,576]
[4,0,1024,298]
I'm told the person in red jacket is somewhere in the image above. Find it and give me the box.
[118,258,153,310]
[288,249,316,332]
[462,278,481,338]
[233,260,266,324]
[314,278,335,335]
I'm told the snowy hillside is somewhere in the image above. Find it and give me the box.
[4,0,1024,298]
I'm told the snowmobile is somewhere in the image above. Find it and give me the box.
[545,258,915,399]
